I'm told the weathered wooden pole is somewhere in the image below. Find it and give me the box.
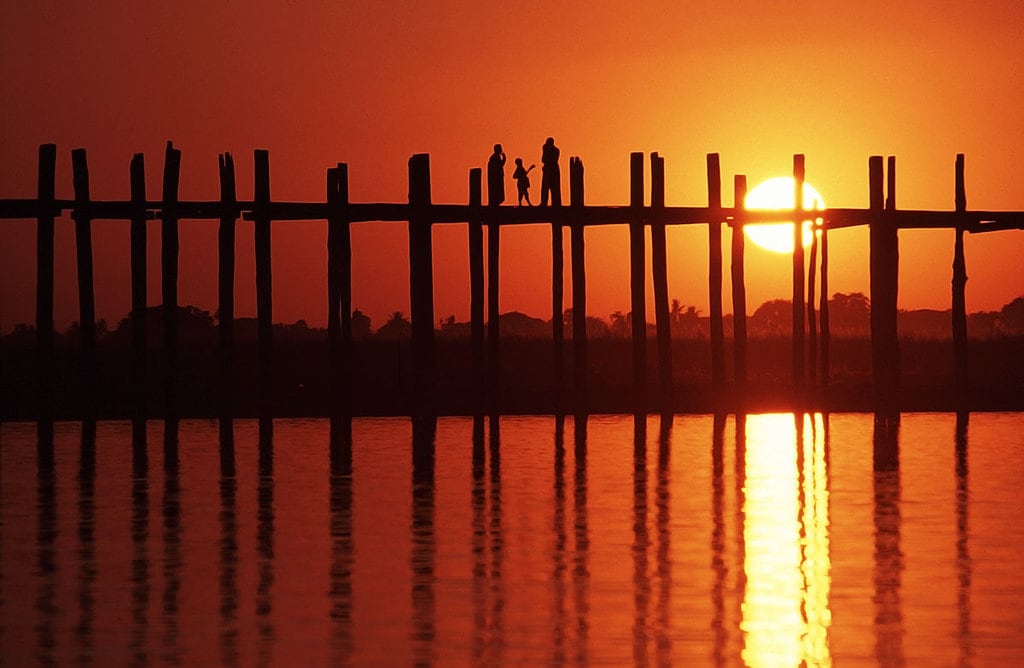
[253,149,273,418]
[468,169,485,406]
[36,143,57,420]
[327,162,352,414]
[408,154,436,412]
[161,141,182,418]
[569,156,587,413]
[869,155,900,408]
[707,153,725,388]
[629,152,647,411]
[552,210,565,407]
[807,225,819,386]
[71,149,97,420]
[819,224,831,387]
[649,153,673,408]
[218,153,237,417]
[486,158,501,409]
[129,153,147,418]
[731,174,748,386]
[792,154,806,387]
[952,153,968,396]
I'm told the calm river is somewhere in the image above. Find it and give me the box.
[1,413,1022,665]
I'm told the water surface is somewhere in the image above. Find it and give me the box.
[1,413,1022,665]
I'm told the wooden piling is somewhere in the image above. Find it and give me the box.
[952,154,968,396]
[327,162,352,413]
[71,148,96,419]
[468,169,485,405]
[629,152,647,410]
[869,155,900,405]
[731,175,748,386]
[552,214,564,406]
[35,143,57,420]
[253,149,273,416]
[161,141,182,417]
[486,164,501,408]
[408,154,436,409]
[649,153,672,407]
[707,154,725,387]
[218,153,237,417]
[792,155,806,387]
[819,227,830,386]
[129,154,147,417]
[807,227,818,385]
[569,156,587,412]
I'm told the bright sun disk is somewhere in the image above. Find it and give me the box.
[744,177,826,254]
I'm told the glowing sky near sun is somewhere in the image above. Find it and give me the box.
[1,1,1022,332]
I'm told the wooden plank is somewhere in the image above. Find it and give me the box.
[569,156,587,413]
[819,227,830,387]
[707,153,725,387]
[161,141,182,417]
[71,148,97,419]
[408,154,436,410]
[650,153,672,407]
[731,175,747,386]
[129,153,147,418]
[792,154,806,387]
[468,169,485,405]
[35,143,57,420]
[218,152,237,417]
[253,149,273,415]
[952,153,968,395]
[629,152,647,410]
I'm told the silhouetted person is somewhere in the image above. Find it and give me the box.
[540,137,562,207]
[512,158,535,207]
[487,144,506,206]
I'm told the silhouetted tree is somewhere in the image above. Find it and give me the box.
[352,309,372,340]
[376,311,411,340]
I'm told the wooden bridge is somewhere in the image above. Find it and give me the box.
[2,143,1022,420]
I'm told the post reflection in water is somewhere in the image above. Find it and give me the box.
[631,414,650,666]
[329,416,354,663]
[161,419,182,666]
[410,415,437,667]
[872,413,903,665]
[130,424,150,666]
[219,421,240,666]
[572,413,590,666]
[739,412,832,667]
[655,414,672,665]
[551,414,568,665]
[76,421,97,664]
[256,420,275,666]
[469,415,505,664]
[955,411,972,665]
[710,412,729,664]
[35,421,57,666]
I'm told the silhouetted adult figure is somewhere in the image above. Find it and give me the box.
[540,137,561,207]
[487,144,506,206]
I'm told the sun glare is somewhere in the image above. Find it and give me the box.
[743,177,825,254]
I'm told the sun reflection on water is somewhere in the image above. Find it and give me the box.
[741,413,832,667]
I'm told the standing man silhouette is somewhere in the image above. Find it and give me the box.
[487,144,506,206]
[540,137,561,207]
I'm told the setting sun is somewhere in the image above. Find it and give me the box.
[743,177,826,254]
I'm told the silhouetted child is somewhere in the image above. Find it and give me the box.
[512,158,535,206]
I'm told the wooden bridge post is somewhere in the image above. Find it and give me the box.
[552,208,565,409]
[71,149,97,420]
[253,149,273,419]
[792,154,806,388]
[468,169,485,408]
[569,156,587,413]
[408,154,436,412]
[952,154,968,397]
[129,154,147,419]
[485,161,501,410]
[629,152,647,411]
[707,154,725,388]
[649,153,673,409]
[327,162,352,414]
[161,141,182,418]
[869,155,900,407]
[35,143,57,421]
[731,174,748,387]
[808,222,819,386]
[819,224,830,387]
[218,153,237,418]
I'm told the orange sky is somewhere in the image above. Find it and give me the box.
[2,1,1022,333]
